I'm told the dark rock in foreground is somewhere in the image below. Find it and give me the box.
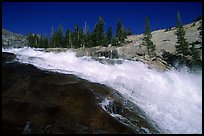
[2,52,16,63]
[2,52,160,134]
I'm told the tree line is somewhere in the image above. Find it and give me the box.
[27,16,132,49]
[27,13,201,67]
[27,33,49,48]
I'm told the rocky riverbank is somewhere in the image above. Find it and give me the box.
[44,47,172,72]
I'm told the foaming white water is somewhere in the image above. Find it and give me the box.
[3,47,202,134]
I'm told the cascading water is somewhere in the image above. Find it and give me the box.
[2,47,202,134]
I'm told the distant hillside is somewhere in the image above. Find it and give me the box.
[2,29,28,47]
[123,18,202,58]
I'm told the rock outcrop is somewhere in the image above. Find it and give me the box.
[127,19,202,55]
[2,29,28,47]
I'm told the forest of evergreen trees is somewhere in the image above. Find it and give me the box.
[27,16,132,49]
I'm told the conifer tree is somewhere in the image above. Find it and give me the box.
[27,33,36,47]
[57,25,64,48]
[116,19,126,45]
[116,19,123,44]
[85,30,93,48]
[65,29,72,48]
[50,25,64,48]
[79,28,84,48]
[175,11,189,57]
[50,27,57,48]
[92,24,99,46]
[39,36,48,48]
[92,16,106,47]
[27,33,48,48]
[106,26,112,45]
[83,22,87,48]
[73,24,79,48]
[143,16,156,57]
[43,36,49,48]
[190,43,201,66]
[111,37,118,46]
[34,34,39,48]
[98,16,106,46]
[38,35,43,48]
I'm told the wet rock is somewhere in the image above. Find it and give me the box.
[2,53,161,134]
[95,49,118,59]
[2,59,136,134]
[2,52,16,63]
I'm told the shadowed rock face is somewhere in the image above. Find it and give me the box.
[2,52,160,134]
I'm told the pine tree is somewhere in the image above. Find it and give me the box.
[57,25,64,48]
[116,19,122,44]
[121,27,127,43]
[85,30,93,48]
[91,16,106,47]
[73,24,79,48]
[106,26,112,45]
[84,23,93,48]
[34,34,39,48]
[27,33,35,47]
[83,22,87,48]
[175,11,189,57]
[190,43,201,66]
[50,27,57,48]
[39,36,48,48]
[43,36,49,48]
[143,16,156,57]
[116,19,126,45]
[27,33,47,48]
[111,37,118,46]
[38,35,43,48]
[98,16,106,46]
[39,35,49,48]
[79,28,84,48]
[65,29,72,48]
[50,26,64,48]
[92,24,99,46]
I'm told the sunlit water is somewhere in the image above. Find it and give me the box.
[2,47,202,134]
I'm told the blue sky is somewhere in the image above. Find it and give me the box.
[2,2,202,38]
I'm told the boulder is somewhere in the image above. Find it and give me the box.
[2,53,160,134]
